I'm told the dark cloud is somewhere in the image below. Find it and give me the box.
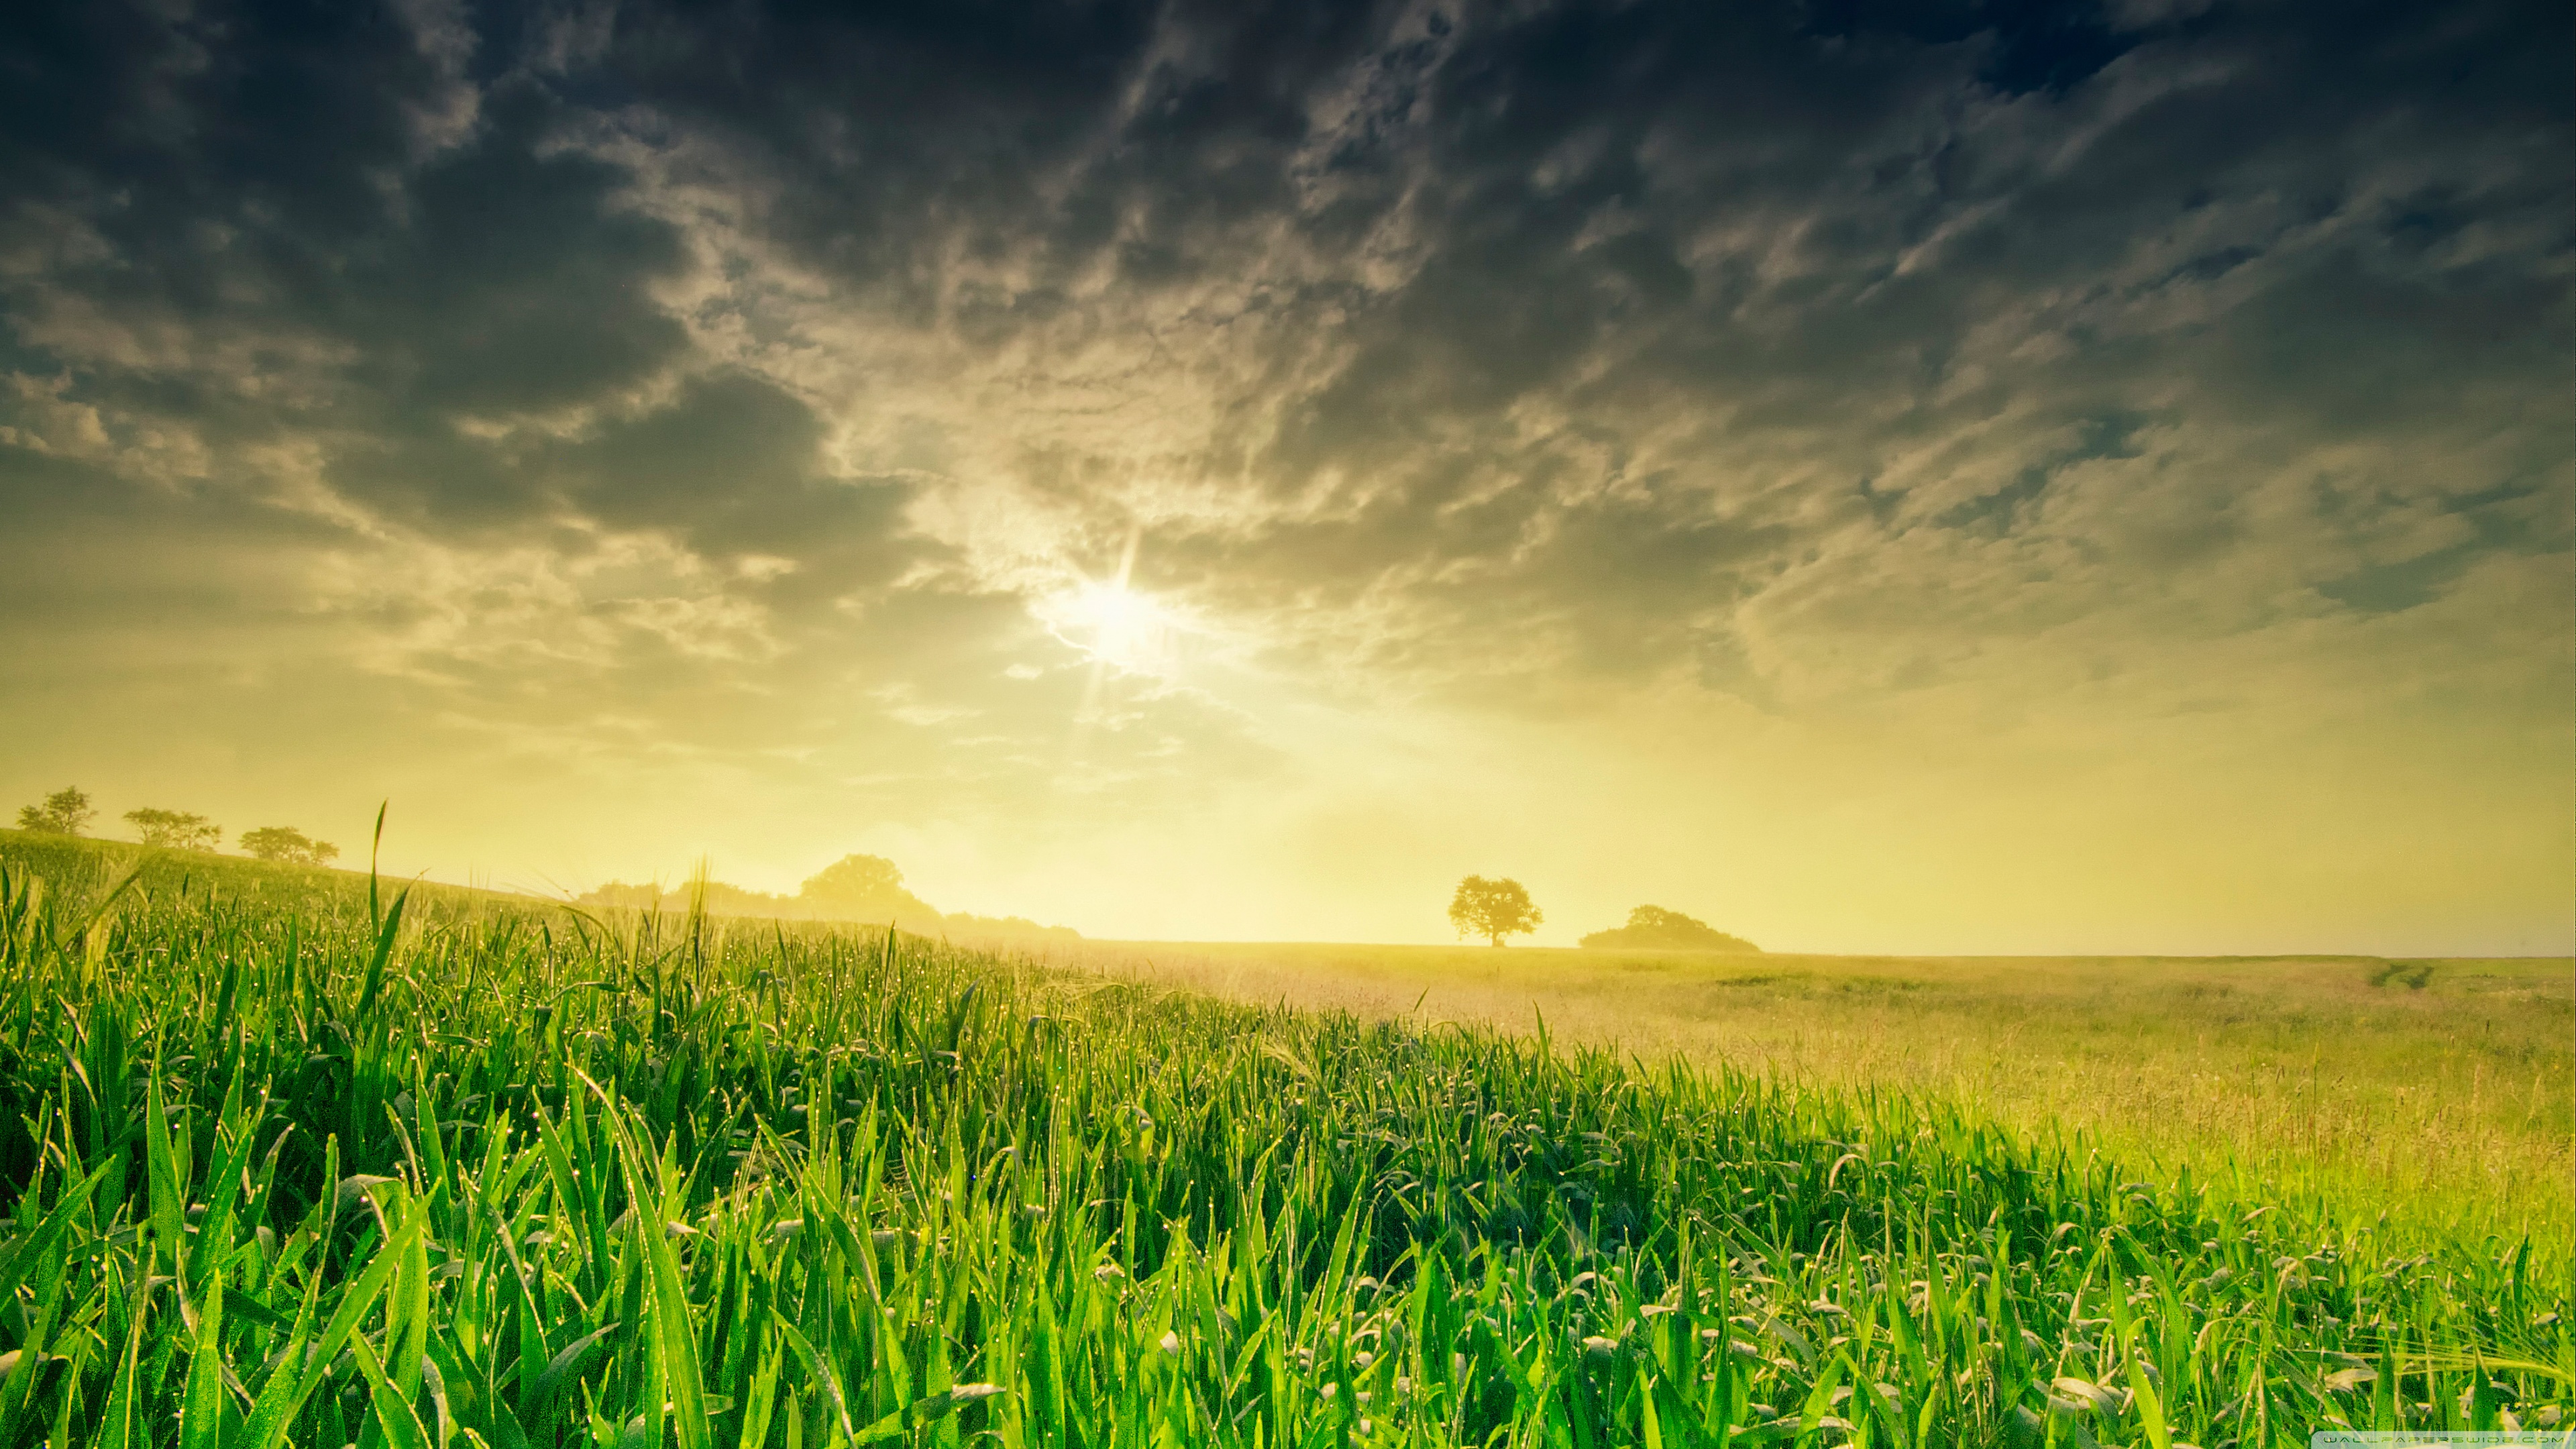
[1,0,2567,710]
[0,0,2564,949]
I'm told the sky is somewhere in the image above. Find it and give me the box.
[1,0,2569,955]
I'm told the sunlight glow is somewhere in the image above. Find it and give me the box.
[1051,580,1177,676]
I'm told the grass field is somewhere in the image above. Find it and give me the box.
[0,830,2569,1446]
[1059,941,2576,1254]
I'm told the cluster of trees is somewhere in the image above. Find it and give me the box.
[126,806,220,852]
[15,788,95,836]
[1579,904,1761,953]
[237,826,341,865]
[1448,875,1760,953]
[12,786,339,865]
[578,853,1081,941]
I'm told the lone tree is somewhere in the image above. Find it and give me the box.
[799,853,906,906]
[239,826,339,866]
[796,853,941,926]
[15,787,95,836]
[126,808,221,853]
[1448,875,1542,947]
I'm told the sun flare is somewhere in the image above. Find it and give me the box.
[1052,580,1177,676]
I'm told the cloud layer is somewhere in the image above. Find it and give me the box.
[2,0,2567,951]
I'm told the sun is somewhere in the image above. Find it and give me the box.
[1053,580,1176,676]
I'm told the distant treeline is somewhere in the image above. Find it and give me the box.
[12,784,1075,941]
[1580,904,1760,952]
[577,853,1080,941]
[13,786,339,863]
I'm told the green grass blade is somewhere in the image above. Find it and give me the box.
[347,1332,434,1449]
[178,1263,225,1449]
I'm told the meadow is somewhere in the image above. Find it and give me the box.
[0,830,2568,1448]
[1064,941,2576,1254]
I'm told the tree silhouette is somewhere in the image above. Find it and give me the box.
[1448,875,1542,947]
[799,853,906,903]
[15,787,95,836]
[126,808,221,852]
[796,854,941,924]
[239,826,339,865]
[1578,904,1760,953]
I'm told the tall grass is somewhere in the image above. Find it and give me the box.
[1086,938,2576,1252]
[0,839,2567,1446]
